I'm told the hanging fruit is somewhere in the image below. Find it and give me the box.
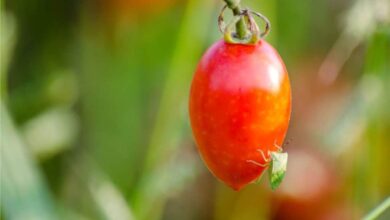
[189,0,291,191]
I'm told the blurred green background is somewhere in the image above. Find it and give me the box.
[1,0,389,219]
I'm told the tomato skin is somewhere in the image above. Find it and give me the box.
[189,39,291,190]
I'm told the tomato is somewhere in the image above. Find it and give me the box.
[189,39,291,190]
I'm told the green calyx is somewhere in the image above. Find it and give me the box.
[223,16,258,45]
[219,0,271,45]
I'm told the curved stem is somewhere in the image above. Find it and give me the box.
[223,0,247,39]
[363,197,390,220]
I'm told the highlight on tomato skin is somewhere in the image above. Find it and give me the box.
[189,39,291,191]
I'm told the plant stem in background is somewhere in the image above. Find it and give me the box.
[1,104,58,220]
[363,197,390,220]
[131,0,215,219]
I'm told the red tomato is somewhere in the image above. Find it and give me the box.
[189,39,291,190]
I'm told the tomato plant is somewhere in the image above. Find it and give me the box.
[189,37,291,190]
[189,0,291,191]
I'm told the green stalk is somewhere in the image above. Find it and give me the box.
[224,0,247,39]
[131,1,215,219]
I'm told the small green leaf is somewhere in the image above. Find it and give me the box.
[268,152,288,190]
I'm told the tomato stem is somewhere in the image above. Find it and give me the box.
[223,0,247,39]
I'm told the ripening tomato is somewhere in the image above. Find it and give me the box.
[189,39,291,190]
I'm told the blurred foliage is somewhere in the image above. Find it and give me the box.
[1,0,389,220]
